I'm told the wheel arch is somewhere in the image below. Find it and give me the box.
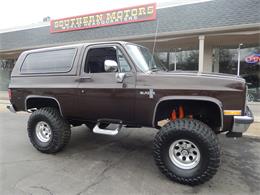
[25,95,63,116]
[152,96,223,131]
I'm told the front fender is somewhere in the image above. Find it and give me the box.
[152,96,224,129]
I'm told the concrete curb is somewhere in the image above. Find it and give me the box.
[244,134,260,139]
[0,101,9,112]
[254,117,260,123]
[244,122,260,138]
[0,100,9,104]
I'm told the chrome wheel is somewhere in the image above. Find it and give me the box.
[169,139,200,169]
[35,121,52,143]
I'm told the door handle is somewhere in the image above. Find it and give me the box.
[76,76,92,82]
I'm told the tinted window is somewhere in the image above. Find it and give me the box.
[21,48,76,73]
[84,46,131,73]
[84,47,117,73]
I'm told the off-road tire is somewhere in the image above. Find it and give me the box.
[153,119,220,185]
[27,107,71,154]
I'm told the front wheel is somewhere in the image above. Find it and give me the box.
[153,119,220,185]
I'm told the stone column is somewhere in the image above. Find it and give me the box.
[198,35,205,72]
[203,45,213,72]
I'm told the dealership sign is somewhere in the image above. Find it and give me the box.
[50,3,156,33]
[245,53,260,64]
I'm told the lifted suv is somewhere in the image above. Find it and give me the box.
[8,41,253,185]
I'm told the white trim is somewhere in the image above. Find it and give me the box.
[0,22,49,34]
[0,23,259,54]
[25,95,63,116]
[157,0,213,10]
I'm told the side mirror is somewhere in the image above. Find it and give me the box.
[115,72,126,83]
[104,60,118,72]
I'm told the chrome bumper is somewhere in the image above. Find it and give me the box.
[231,107,254,134]
[6,104,16,113]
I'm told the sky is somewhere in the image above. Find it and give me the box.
[0,0,211,30]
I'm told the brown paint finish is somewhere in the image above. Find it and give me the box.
[135,72,246,128]
[76,72,136,122]
[9,41,247,132]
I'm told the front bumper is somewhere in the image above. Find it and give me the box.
[231,107,254,134]
[6,104,16,113]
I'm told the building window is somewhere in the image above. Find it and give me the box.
[213,44,260,102]
[155,49,199,71]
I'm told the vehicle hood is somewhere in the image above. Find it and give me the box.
[140,71,246,92]
[154,71,245,82]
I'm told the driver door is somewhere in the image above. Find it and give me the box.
[76,44,136,123]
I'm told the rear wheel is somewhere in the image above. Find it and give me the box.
[153,119,220,185]
[27,107,71,154]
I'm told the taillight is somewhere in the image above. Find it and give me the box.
[8,89,12,100]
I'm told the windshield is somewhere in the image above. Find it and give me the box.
[126,44,164,72]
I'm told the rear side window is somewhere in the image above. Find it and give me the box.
[21,48,77,73]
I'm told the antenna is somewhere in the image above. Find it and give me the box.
[152,19,159,56]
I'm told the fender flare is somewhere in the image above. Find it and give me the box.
[152,96,223,129]
[25,95,63,116]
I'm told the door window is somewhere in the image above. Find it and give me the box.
[84,46,131,73]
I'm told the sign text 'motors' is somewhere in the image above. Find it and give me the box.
[50,3,156,33]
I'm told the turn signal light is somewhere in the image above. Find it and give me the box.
[224,110,241,116]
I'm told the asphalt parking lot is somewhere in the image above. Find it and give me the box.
[1,111,260,195]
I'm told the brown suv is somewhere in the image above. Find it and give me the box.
[7,41,254,185]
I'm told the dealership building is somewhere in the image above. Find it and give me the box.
[0,0,259,107]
